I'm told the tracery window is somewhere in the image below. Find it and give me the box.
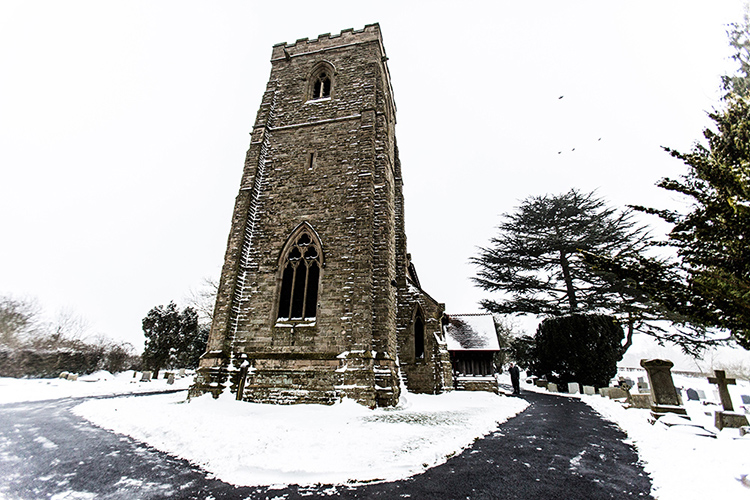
[277,228,322,321]
[309,65,333,100]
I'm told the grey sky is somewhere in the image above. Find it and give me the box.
[0,1,745,350]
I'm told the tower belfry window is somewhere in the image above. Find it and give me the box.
[277,228,322,321]
[311,68,332,100]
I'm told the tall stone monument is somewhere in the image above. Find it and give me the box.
[640,359,688,418]
[191,24,452,407]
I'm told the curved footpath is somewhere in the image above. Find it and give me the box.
[0,389,652,499]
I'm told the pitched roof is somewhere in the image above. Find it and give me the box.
[444,313,500,352]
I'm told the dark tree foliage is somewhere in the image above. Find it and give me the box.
[582,15,750,352]
[473,189,649,316]
[581,251,717,357]
[507,335,535,371]
[472,189,655,350]
[530,314,624,388]
[627,95,750,348]
[142,302,203,377]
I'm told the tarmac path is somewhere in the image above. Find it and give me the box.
[0,388,652,499]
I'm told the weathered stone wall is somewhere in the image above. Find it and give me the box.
[193,24,449,407]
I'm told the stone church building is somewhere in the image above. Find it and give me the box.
[191,24,452,407]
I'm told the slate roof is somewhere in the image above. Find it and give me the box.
[444,313,500,352]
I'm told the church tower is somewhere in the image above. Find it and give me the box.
[192,24,452,407]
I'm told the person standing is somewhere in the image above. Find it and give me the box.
[508,363,521,394]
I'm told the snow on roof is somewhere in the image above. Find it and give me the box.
[444,313,500,351]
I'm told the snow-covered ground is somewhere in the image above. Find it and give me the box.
[519,369,750,500]
[2,369,750,498]
[73,388,528,487]
[0,371,528,487]
[0,370,193,403]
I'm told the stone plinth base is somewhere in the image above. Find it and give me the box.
[715,411,750,430]
[650,404,689,421]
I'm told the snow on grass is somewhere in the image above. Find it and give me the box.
[578,372,750,500]
[0,370,192,403]
[72,389,528,487]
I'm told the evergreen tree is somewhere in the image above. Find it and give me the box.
[142,302,203,377]
[627,95,750,348]
[530,314,624,388]
[472,189,653,350]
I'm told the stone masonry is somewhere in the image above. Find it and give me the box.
[191,24,452,407]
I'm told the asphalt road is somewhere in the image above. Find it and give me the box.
[0,389,653,499]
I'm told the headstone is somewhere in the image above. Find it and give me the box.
[741,395,750,405]
[140,371,152,382]
[640,359,688,418]
[583,385,596,396]
[708,370,737,411]
[59,372,69,379]
[607,387,630,400]
[535,379,548,388]
[568,382,580,394]
[629,393,652,409]
[637,377,649,393]
[547,383,558,393]
[599,387,611,398]
[618,378,635,390]
[696,390,707,400]
[686,388,700,401]
[708,370,750,429]
[178,368,186,377]
[66,373,78,381]
[167,373,175,385]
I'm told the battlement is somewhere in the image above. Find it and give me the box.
[271,23,384,61]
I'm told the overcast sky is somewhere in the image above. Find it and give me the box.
[1,1,746,351]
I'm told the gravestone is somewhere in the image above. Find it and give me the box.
[708,370,736,411]
[741,395,750,405]
[167,373,175,385]
[696,390,706,400]
[708,370,749,430]
[140,371,152,382]
[535,379,548,388]
[599,387,611,398]
[178,368,186,377]
[686,388,700,401]
[67,373,78,381]
[607,387,630,400]
[59,372,69,379]
[629,393,652,409]
[568,382,580,394]
[583,385,596,396]
[637,377,649,393]
[640,359,688,418]
[547,383,558,393]
[618,378,635,390]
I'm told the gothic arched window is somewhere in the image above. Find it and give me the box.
[414,309,425,360]
[277,227,322,321]
[309,64,333,100]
